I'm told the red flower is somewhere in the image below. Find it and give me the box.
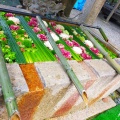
[10,25,20,30]
[37,34,48,41]
[2,38,7,41]
[66,40,73,47]
[55,28,63,34]
[72,40,80,47]
[90,47,99,54]
[20,48,25,52]
[5,13,14,17]
[17,41,21,45]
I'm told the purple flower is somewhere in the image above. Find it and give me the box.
[10,25,20,30]
[37,34,48,41]
[90,47,99,54]
[5,13,14,17]
[30,17,37,22]
[72,40,80,47]
[66,40,73,47]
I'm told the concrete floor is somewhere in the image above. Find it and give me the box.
[70,9,120,48]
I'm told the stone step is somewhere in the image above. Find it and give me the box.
[49,97,116,120]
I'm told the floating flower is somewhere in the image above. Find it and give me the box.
[47,27,51,32]
[66,40,73,47]
[55,24,64,30]
[59,33,71,39]
[80,46,86,53]
[5,13,14,17]
[84,40,94,48]
[37,34,48,41]
[73,46,82,54]
[42,20,48,27]
[30,17,37,22]
[8,17,20,25]
[28,20,37,27]
[10,25,20,30]
[33,27,41,33]
[50,32,59,41]
[72,40,80,47]
[2,38,7,41]
[55,28,63,34]
[49,21,56,26]
[57,44,64,49]
[60,48,72,59]
[44,41,53,50]
[81,53,92,60]
[90,47,99,54]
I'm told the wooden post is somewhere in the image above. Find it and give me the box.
[85,0,106,25]
[106,0,120,22]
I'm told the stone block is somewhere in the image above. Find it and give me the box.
[33,60,92,120]
[50,97,116,120]
[84,59,116,78]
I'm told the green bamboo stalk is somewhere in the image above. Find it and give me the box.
[80,25,120,74]
[36,16,88,104]
[0,44,20,119]
[99,28,109,42]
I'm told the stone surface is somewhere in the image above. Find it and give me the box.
[6,63,29,97]
[50,97,116,120]
[84,59,116,78]
[33,60,92,120]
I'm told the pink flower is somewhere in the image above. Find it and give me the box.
[72,40,80,47]
[55,28,63,34]
[49,21,56,26]
[66,40,73,47]
[57,44,64,49]
[37,34,48,41]
[5,13,14,17]
[80,46,86,53]
[90,47,99,54]
[28,20,37,27]
[47,27,51,32]
[60,49,72,59]
[81,53,92,60]
[20,48,25,52]
[17,41,22,45]
[10,25,20,30]
[33,27,41,33]
[30,17,37,22]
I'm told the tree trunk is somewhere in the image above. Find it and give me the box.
[85,0,106,25]
[62,0,77,17]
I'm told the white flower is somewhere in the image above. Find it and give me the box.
[44,41,53,50]
[59,33,70,39]
[55,24,64,30]
[50,32,59,41]
[42,20,48,27]
[84,40,94,48]
[8,17,20,25]
[73,46,82,54]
